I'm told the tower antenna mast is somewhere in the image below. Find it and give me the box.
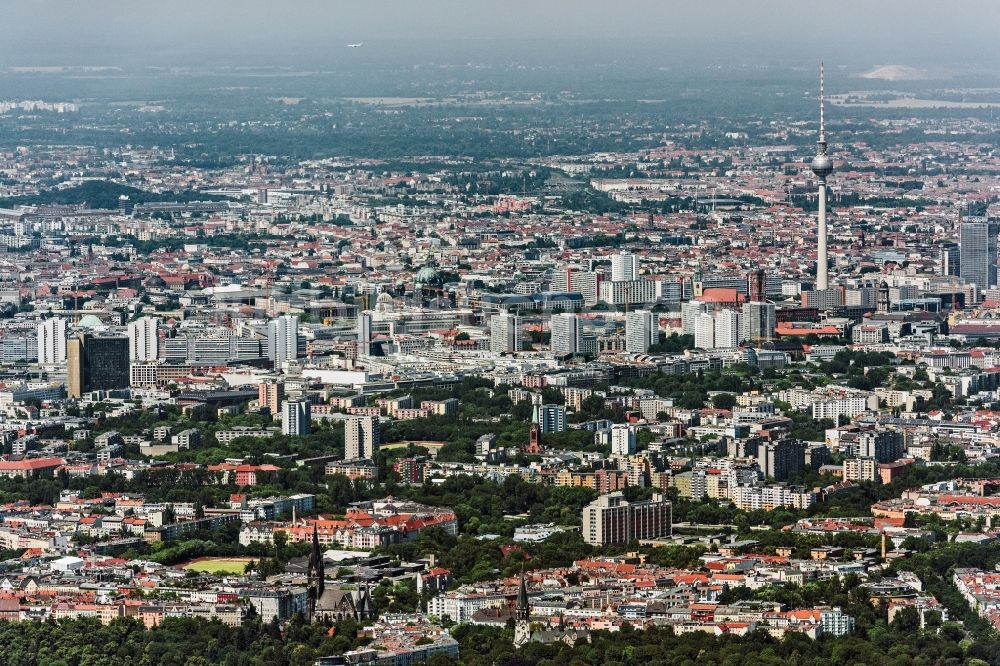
[810,63,834,292]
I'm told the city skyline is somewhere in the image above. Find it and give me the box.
[0,4,997,664]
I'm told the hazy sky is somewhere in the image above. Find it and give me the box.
[4,1,999,67]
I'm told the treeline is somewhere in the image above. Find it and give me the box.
[0,180,228,210]
[445,619,981,666]
[0,614,362,666]
[101,234,277,254]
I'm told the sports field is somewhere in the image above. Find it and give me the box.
[180,557,255,574]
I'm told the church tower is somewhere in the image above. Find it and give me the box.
[307,526,325,621]
[513,572,532,648]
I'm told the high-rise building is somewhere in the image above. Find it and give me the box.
[550,313,580,356]
[843,457,878,483]
[682,300,706,335]
[801,287,845,311]
[693,312,715,349]
[536,404,566,433]
[714,309,742,349]
[858,430,905,464]
[610,251,638,282]
[67,333,130,398]
[344,415,380,460]
[741,301,776,344]
[610,425,636,456]
[258,381,285,415]
[490,314,520,354]
[266,315,299,370]
[598,279,657,307]
[357,311,373,357]
[960,218,1000,290]
[127,316,159,362]
[747,269,767,303]
[37,317,67,365]
[845,288,878,308]
[625,310,657,353]
[757,439,806,481]
[550,269,602,306]
[810,63,834,291]
[939,242,960,277]
[582,491,671,546]
[281,399,311,436]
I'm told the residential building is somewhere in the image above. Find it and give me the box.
[610,425,636,456]
[757,439,806,481]
[714,309,742,349]
[820,607,856,636]
[611,251,638,282]
[693,312,715,349]
[550,313,580,356]
[581,492,671,546]
[682,300,706,335]
[127,316,159,362]
[490,314,520,354]
[858,430,905,464]
[536,404,566,434]
[625,310,657,353]
[258,381,285,415]
[345,415,380,461]
[281,400,311,436]
[266,314,299,370]
[843,457,878,482]
[37,317,67,365]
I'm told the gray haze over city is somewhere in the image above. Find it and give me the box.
[3,0,1000,70]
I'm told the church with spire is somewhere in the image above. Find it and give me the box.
[508,571,591,648]
[305,526,377,624]
[513,572,532,648]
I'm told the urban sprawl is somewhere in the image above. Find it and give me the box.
[1,65,1000,665]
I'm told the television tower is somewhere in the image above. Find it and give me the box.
[810,63,834,291]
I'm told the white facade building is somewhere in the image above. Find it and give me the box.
[714,309,742,349]
[610,251,638,282]
[490,314,520,354]
[127,316,159,362]
[610,425,637,456]
[693,312,716,349]
[281,399,310,436]
[682,300,706,335]
[625,310,657,353]
[37,317,67,365]
[267,315,299,370]
[550,313,580,356]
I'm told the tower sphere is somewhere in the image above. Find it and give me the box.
[811,153,833,178]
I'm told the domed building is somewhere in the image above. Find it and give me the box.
[375,291,395,313]
[415,266,440,286]
[77,314,104,329]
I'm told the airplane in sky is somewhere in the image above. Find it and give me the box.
[347,42,363,48]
